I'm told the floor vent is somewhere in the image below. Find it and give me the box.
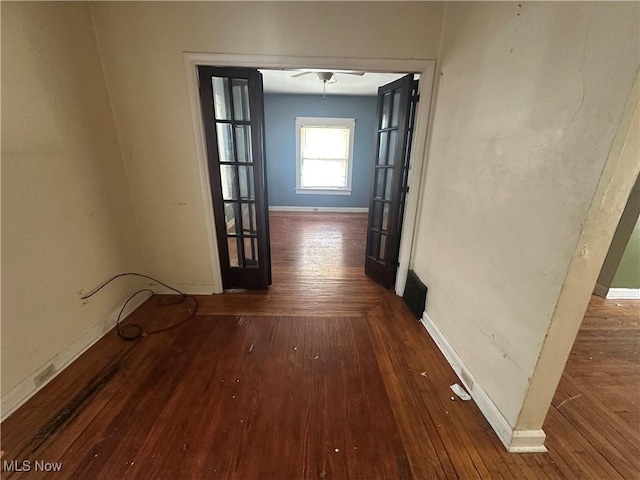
[403,270,427,320]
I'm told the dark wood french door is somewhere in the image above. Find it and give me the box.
[198,66,271,289]
[365,74,419,288]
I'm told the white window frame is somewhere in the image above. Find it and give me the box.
[295,117,356,195]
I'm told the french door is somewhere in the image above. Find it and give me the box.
[365,74,419,288]
[198,66,271,289]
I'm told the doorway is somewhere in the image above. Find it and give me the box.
[260,69,419,290]
[185,54,436,294]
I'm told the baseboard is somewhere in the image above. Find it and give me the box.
[508,429,548,453]
[593,283,609,298]
[0,293,150,422]
[420,311,548,453]
[606,288,640,299]
[269,206,368,213]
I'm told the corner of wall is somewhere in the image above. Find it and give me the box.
[420,311,547,453]
[87,2,148,274]
[516,70,640,431]
[1,2,150,420]
[0,296,148,421]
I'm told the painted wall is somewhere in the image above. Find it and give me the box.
[88,1,444,291]
[412,1,639,429]
[264,94,377,208]
[612,216,640,288]
[1,3,145,416]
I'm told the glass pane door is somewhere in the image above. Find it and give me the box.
[365,74,415,288]
[198,67,271,289]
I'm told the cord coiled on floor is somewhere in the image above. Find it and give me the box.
[81,273,199,341]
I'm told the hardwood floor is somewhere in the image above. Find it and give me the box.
[1,212,638,479]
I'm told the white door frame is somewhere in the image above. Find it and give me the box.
[183,53,436,294]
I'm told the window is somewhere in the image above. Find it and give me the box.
[295,117,355,195]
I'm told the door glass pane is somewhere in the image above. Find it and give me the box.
[211,77,231,120]
[377,132,388,165]
[372,201,383,230]
[235,125,252,163]
[241,202,257,234]
[224,202,239,234]
[216,123,234,162]
[220,165,237,200]
[382,203,389,232]
[368,231,380,259]
[387,130,398,166]
[232,79,251,121]
[391,90,401,128]
[375,168,385,199]
[238,166,255,200]
[244,237,259,267]
[381,92,391,129]
[384,169,394,201]
[228,237,240,267]
[379,234,387,261]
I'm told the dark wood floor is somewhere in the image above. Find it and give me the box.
[2,212,638,479]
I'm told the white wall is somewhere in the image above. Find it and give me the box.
[1,3,145,417]
[88,1,444,291]
[412,1,639,429]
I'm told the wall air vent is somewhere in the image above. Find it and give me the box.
[403,270,427,320]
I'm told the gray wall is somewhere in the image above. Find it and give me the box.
[264,93,377,208]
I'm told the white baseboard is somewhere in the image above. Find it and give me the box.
[420,311,548,453]
[593,283,609,298]
[269,206,368,213]
[0,293,150,422]
[606,288,640,299]
[509,429,548,453]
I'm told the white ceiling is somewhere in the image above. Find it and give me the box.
[260,69,408,96]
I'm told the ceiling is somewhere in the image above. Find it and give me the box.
[260,69,408,96]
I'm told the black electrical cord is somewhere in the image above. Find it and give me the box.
[81,273,199,341]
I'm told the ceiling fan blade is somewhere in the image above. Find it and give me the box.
[291,72,313,78]
[341,72,365,76]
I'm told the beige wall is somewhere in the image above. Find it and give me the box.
[88,1,444,290]
[518,80,639,428]
[412,1,639,427]
[1,3,145,415]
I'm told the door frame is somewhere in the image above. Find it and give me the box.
[183,52,436,294]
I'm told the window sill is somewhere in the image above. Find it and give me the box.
[296,188,352,196]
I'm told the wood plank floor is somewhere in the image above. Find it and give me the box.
[1,212,638,479]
